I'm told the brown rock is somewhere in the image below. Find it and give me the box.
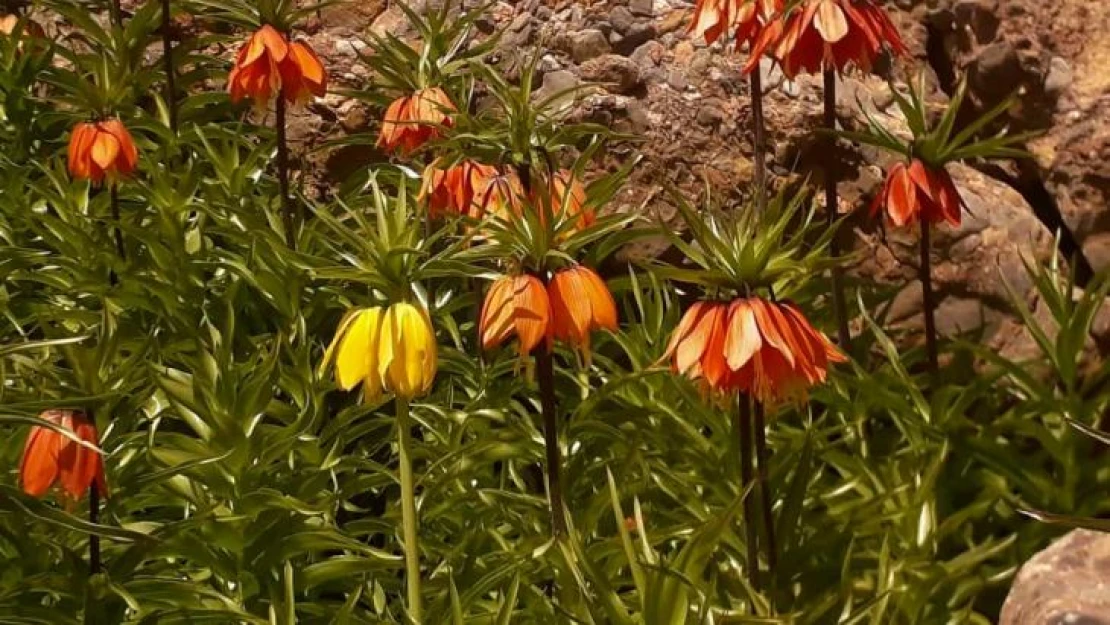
[1000,530,1110,624]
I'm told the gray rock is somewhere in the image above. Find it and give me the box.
[953,0,1001,45]
[1044,56,1073,96]
[696,103,725,127]
[758,58,785,94]
[665,70,688,91]
[629,40,665,68]
[630,0,653,17]
[626,101,652,133]
[609,6,636,34]
[579,54,644,95]
[1000,530,1110,624]
[502,13,534,48]
[969,42,1024,103]
[567,29,611,64]
[533,70,580,111]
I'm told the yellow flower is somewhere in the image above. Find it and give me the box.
[379,303,438,400]
[321,303,438,402]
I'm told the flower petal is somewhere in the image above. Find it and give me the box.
[336,308,382,391]
[813,0,849,43]
[20,426,59,497]
[725,298,763,371]
[512,275,551,355]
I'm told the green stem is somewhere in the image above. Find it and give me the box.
[823,69,852,354]
[397,398,422,622]
[736,394,760,591]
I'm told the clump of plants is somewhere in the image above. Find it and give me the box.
[0,0,1107,622]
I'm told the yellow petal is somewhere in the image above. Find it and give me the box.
[319,309,359,377]
[336,308,382,391]
[380,303,437,400]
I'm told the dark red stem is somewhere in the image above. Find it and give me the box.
[823,69,852,353]
[276,96,296,249]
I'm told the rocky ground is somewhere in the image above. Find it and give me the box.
[276,0,1110,361]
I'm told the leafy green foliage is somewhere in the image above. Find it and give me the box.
[0,0,1106,623]
[841,73,1035,167]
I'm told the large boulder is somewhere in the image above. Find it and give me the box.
[1000,529,1110,624]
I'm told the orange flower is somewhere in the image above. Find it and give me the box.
[871,159,963,228]
[376,87,456,155]
[229,25,326,108]
[535,169,595,234]
[481,267,618,359]
[0,14,46,50]
[419,159,497,219]
[664,301,733,390]
[746,0,905,78]
[666,297,844,402]
[479,275,551,356]
[688,0,782,49]
[279,40,327,105]
[475,169,525,221]
[67,119,139,185]
[228,25,287,107]
[548,265,618,358]
[20,410,107,501]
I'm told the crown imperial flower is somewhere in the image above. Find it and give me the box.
[376,87,456,155]
[872,159,964,228]
[666,297,845,402]
[67,119,139,185]
[21,410,108,502]
[228,25,327,108]
[746,0,905,77]
[480,266,617,361]
[322,303,438,402]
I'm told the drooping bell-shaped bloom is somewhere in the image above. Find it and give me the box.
[378,302,439,400]
[279,40,327,105]
[548,265,619,360]
[228,25,288,107]
[376,87,456,155]
[321,304,437,402]
[475,170,525,221]
[419,159,498,219]
[21,410,108,501]
[688,0,782,50]
[871,159,963,228]
[67,119,139,185]
[746,0,905,78]
[666,297,844,402]
[229,25,326,108]
[479,275,551,356]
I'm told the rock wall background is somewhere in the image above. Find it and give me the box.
[192,0,1110,355]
